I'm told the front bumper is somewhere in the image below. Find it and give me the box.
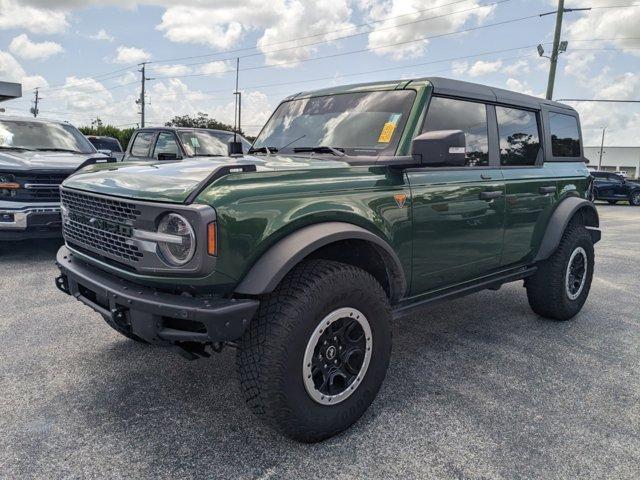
[0,204,61,240]
[55,246,259,346]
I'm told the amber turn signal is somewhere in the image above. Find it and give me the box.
[0,182,20,189]
[207,222,217,256]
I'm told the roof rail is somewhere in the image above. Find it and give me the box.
[184,163,257,204]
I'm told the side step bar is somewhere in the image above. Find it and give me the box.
[392,266,537,320]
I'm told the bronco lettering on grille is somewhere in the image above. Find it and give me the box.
[68,211,133,237]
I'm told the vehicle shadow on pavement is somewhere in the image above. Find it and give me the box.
[0,238,63,261]
[54,281,638,478]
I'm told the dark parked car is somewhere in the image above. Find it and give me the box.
[86,135,124,161]
[0,116,112,240]
[590,171,640,205]
[123,127,252,161]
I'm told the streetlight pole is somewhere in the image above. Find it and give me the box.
[546,0,564,100]
[598,127,606,171]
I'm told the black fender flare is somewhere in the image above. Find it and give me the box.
[234,221,407,299]
[534,197,600,262]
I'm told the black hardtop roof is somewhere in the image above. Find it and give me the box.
[288,77,577,114]
[423,77,576,113]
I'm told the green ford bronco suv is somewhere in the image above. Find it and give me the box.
[55,77,600,442]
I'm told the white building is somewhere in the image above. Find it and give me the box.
[584,146,640,179]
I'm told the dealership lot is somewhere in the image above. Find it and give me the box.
[0,205,638,479]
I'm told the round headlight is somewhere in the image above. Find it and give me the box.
[157,213,196,266]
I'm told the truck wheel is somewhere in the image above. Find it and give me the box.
[100,313,148,343]
[629,191,640,206]
[237,259,392,442]
[526,224,594,321]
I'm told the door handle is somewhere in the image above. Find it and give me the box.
[539,186,557,194]
[480,173,492,180]
[479,190,503,200]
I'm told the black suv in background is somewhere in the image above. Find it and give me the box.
[590,171,640,206]
[86,135,124,161]
[123,127,252,161]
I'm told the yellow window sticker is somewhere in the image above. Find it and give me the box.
[378,113,401,143]
[378,123,396,143]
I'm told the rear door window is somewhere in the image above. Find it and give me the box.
[130,132,155,157]
[496,107,541,166]
[549,112,581,157]
[422,97,489,167]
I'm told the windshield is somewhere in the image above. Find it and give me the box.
[0,120,95,153]
[177,130,250,156]
[252,90,416,156]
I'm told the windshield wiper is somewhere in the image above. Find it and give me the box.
[292,146,346,157]
[34,148,83,154]
[248,146,278,154]
[0,146,35,151]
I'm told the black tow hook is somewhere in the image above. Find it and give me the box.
[55,275,70,295]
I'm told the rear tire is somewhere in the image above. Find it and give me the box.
[100,314,148,343]
[526,224,594,321]
[236,259,392,442]
[629,191,640,206]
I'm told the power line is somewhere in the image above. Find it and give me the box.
[154,11,542,81]
[146,0,489,66]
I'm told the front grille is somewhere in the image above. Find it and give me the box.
[61,189,143,263]
[61,189,141,225]
[13,173,68,202]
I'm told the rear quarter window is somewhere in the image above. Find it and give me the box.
[549,112,581,157]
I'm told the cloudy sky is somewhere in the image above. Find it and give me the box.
[0,0,638,145]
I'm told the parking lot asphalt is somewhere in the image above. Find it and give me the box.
[0,204,638,480]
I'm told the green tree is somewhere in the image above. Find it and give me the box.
[165,112,246,136]
[79,120,136,150]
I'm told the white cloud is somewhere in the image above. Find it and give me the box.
[566,0,640,57]
[502,59,530,76]
[362,0,495,60]
[0,50,47,90]
[467,59,502,77]
[152,64,192,76]
[451,60,468,75]
[9,34,64,60]
[53,76,114,112]
[113,46,151,64]
[90,29,115,42]
[0,0,68,34]
[197,61,231,76]
[115,71,137,85]
[505,78,534,96]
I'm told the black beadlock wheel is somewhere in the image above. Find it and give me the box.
[100,313,148,343]
[525,224,594,321]
[630,191,640,206]
[236,259,392,442]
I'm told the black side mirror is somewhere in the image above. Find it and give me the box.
[157,152,181,161]
[411,130,466,167]
[228,141,243,156]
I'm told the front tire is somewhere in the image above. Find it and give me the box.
[629,191,640,206]
[237,259,392,442]
[526,224,594,321]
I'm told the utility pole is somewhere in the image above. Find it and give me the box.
[598,127,606,171]
[546,0,564,100]
[31,88,40,118]
[136,63,153,128]
[539,3,591,100]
